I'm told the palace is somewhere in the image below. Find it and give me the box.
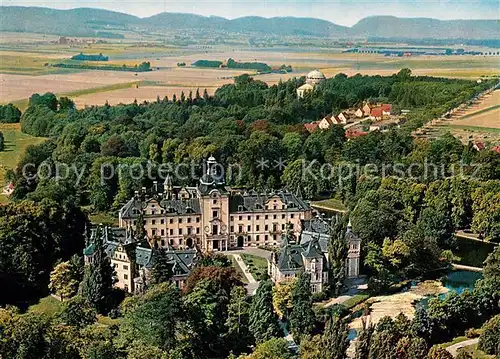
[118,157,313,252]
[268,216,361,293]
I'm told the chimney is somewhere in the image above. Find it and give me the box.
[153,181,158,193]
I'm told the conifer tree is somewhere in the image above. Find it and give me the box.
[289,271,315,341]
[225,286,253,354]
[323,314,350,359]
[328,215,348,297]
[151,248,173,285]
[249,280,280,344]
[355,319,375,359]
[80,227,116,314]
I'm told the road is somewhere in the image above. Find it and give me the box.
[446,338,479,357]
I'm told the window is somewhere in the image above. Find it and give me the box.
[213,199,217,204]
[265,215,268,220]
[161,229,165,236]
[247,235,252,242]
[256,225,260,231]
[151,210,155,215]
[213,225,218,235]
[123,265,128,270]
[265,235,268,241]
[230,216,234,221]
[238,216,242,221]
[196,217,200,223]
[169,229,173,235]
[212,210,218,219]
[282,205,285,209]
[160,219,164,224]
[273,215,277,220]
[256,235,260,241]
[230,226,234,232]
[152,229,156,236]
[282,214,285,219]
[265,225,268,231]
[152,219,156,225]
[256,215,260,220]
[247,225,251,232]
[281,224,285,230]
[196,228,200,234]
[169,218,174,224]
[179,218,183,224]
[179,228,183,235]
[291,214,295,219]
[273,205,277,210]
[188,228,192,235]
[238,225,243,233]
[124,274,128,280]
[161,239,165,246]
[247,216,251,220]
[188,217,192,223]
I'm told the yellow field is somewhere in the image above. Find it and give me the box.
[1,39,498,109]
[448,91,500,129]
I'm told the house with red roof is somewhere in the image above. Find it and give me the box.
[491,146,500,153]
[473,142,486,151]
[304,121,320,133]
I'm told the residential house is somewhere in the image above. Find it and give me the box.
[83,225,198,294]
[304,121,320,132]
[473,142,486,151]
[268,216,362,293]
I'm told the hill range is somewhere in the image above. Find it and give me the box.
[0,6,498,40]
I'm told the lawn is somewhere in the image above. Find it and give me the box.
[240,253,269,281]
[27,296,64,316]
[311,198,347,212]
[231,256,249,284]
[342,294,370,310]
[0,123,46,203]
[88,211,119,226]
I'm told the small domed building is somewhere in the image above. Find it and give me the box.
[297,69,326,98]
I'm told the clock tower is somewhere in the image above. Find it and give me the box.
[198,157,230,251]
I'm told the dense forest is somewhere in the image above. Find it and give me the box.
[71,53,109,61]
[0,103,22,123]
[192,58,272,72]
[1,70,499,358]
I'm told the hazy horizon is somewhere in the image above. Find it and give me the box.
[2,0,499,26]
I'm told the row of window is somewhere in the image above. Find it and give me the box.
[233,223,293,233]
[143,213,297,225]
[151,227,201,237]
[148,217,201,225]
[231,213,295,221]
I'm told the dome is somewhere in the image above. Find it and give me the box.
[306,70,326,85]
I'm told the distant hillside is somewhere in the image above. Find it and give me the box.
[351,16,500,40]
[0,6,138,37]
[0,6,498,40]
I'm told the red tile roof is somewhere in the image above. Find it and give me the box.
[491,146,500,153]
[474,142,486,150]
[371,107,383,118]
[304,122,320,132]
[381,104,392,113]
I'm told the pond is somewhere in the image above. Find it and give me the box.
[455,236,496,267]
[416,270,483,310]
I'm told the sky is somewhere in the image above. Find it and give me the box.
[2,0,499,26]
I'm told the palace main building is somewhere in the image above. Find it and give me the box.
[119,157,313,252]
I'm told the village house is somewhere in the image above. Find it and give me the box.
[268,217,361,293]
[83,226,198,293]
[119,157,313,252]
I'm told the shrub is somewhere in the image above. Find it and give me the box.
[478,314,500,356]
[465,328,480,338]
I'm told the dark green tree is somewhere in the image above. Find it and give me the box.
[328,215,348,297]
[150,248,173,285]
[355,320,375,359]
[79,226,116,314]
[59,296,97,328]
[249,280,280,344]
[225,285,253,354]
[290,271,315,341]
[323,314,350,359]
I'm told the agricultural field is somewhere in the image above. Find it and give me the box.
[0,123,46,203]
[419,90,500,145]
[1,32,498,109]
